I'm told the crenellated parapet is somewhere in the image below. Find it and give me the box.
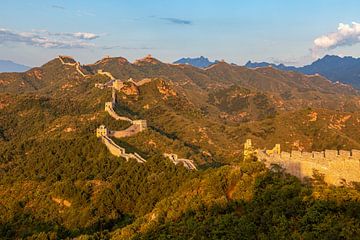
[244,139,360,185]
[96,125,108,138]
[94,76,197,170]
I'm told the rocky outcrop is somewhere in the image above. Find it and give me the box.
[157,80,177,99]
[121,82,139,95]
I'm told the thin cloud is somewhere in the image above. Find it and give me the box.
[313,22,360,51]
[0,28,99,49]
[102,45,154,50]
[160,17,192,25]
[52,5,65,10]
[72,32,99,40]
[77,10,96,17]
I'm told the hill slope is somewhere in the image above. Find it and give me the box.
[1,55,360,239]
[173,56,218,68]
[245,55,360,89]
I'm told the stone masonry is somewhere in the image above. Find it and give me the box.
[244,139,360,185]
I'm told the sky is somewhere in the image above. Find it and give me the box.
[1,0,360,67]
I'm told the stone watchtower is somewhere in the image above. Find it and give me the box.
[96,125,108,138]
[244,139,255,161]
[132,120,147,132]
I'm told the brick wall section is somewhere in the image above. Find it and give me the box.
[257,147,360,185]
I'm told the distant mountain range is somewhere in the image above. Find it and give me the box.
[173,56,219,68]
[0,60,30,72]
[245,55,360,89]
[174,55,360,89]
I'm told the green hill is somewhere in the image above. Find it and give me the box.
[1,55,360,239]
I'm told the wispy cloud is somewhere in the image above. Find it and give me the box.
[160,17,192,25]
[0,28,100,49]
[312,22,360,52]
[76,10,96,17]
[52,4,65,10]
[101,45,154,50]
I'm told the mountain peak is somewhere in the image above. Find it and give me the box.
[245,55,360,89]
[133,55,162,65]
[92,56,129,66]
[174,56,218,68]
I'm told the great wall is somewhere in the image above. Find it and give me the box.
[244,139,360,185]
[91,59,196,170]
[163,153,197,170]
[58,56,88,77]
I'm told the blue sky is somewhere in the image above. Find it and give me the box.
[1,0,360,66]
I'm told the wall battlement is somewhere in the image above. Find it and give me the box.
[263,149,358,161]
[244,139,360,185]
[94,76,195,170]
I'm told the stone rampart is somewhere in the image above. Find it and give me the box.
[58,56,87,77]
[104,102,133,122]
[111,124,141,138]
[97,69,115,80]
[257,148,360,185]
[163,153,197,170]
[246,139,360,185]
[100,133,146,163]
[102,136,125,157]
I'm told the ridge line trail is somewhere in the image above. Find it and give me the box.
[58,56,87,77]
[94,70,196,169]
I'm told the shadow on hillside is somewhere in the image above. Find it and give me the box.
[150,126,202,153]
[132,164,360,239]
[0,210,133,240]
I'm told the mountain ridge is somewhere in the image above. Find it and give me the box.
[246,55,360,89]
[174,56,219,68]
[2,54,360,239]
[0,59,30,73]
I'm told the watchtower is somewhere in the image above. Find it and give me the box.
[132,120,147,132]
[96,125,108,138]
[244,139,255,161]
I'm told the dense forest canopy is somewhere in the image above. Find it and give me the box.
[1,56,360,239]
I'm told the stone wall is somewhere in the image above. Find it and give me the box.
[102,136,125,157]
[111,124,141,138]
[132,120,147,132]
[104,102,133,122]
[99,132,146,163]
[163,153,197,170]
[256,144,360,185]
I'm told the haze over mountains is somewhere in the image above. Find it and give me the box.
[175,55,360,89]
[173,56,219,68]
[246,55,360,89]
[0,60,30,73]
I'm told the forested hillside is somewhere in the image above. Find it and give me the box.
[1,55,360,239]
